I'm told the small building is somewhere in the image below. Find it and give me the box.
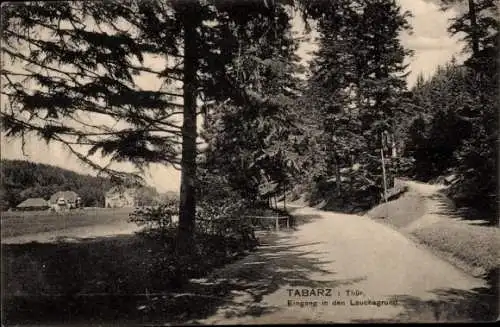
[105,186,138,208]
[49,191,81,211]
[16,198,49,211]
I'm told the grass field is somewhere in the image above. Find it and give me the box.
[1,214,268,325]
[1,231,256,325]
[1,208,134,238]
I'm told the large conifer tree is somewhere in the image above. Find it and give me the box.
[1,0,302,249]
[303,0,413,206]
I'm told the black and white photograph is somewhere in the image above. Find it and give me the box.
[1,0,498,325]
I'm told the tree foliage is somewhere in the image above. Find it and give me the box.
[1,1,302,249]
[404,0,498,219]
[1,2,181,183]
[299,0,413,210]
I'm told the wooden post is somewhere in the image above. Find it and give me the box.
[275,216,279,231]
[283,183,286,211]
[391,133,397,158]
[286,216,290,229]
[381,149,388,203]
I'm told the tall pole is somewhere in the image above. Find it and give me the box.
[381,147,388,203]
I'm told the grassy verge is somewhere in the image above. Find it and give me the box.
[1,208,133,238]
[366,187,499,278]
[366,192,426,228]
[410,220,499,276]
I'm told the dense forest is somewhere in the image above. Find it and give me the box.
[1,0,497,247]
[401,0,498,217]
[405,59,497,215]
[295,0,498,220]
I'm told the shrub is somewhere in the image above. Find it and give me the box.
[126,177,260,289]
[128,198,179,238]
[196,197,259,253]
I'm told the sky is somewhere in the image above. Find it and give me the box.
[1,0,464,193]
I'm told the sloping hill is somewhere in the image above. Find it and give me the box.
[1,159,117,210]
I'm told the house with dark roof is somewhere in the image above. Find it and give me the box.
[16,198,49,211]
[49,191,81,211]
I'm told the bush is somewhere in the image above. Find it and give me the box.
[128,198,179,238]
[127,194,259,277]
[196,197,259,253]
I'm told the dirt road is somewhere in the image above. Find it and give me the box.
[194,205,491,324]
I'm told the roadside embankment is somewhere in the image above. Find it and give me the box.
[366,180,499,278]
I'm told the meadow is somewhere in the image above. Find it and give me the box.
[1,208,134,238]
[1,207,268,325]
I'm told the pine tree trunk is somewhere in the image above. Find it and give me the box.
[177,10,198,256]
[468,0,480,57]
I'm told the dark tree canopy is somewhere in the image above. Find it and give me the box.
[297,0,413,209]
[1,2,185,184]
[1,1,304,248]
[402,0,498,220]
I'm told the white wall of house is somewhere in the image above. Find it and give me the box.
[105,189,137,208]
[50,199,71,212]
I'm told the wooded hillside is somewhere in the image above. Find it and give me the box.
[1,159,117,210]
